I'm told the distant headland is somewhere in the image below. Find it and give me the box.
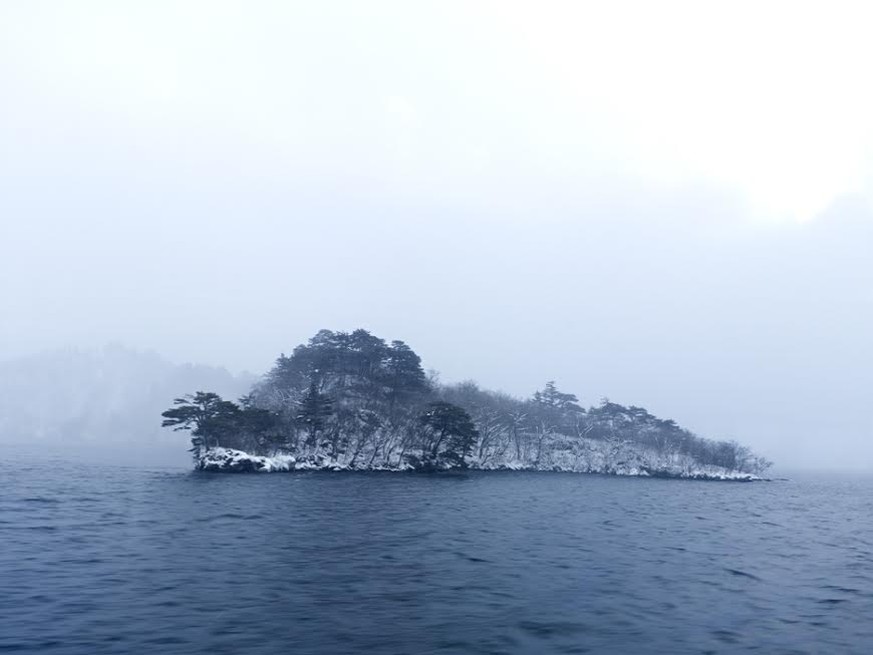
[162,329,771,480]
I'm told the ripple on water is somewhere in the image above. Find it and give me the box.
[1,463,872,654]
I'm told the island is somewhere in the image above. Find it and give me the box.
[162,329,771,480]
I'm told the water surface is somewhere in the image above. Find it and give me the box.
[2,456,872,653]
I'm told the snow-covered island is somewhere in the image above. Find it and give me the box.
[163,329,771,481]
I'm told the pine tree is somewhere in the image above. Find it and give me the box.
[418,401,479,468]
[297,381,333,447]
[384,340,428,405]
[160,392,240,458]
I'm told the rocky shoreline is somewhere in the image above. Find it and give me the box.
[197,447,763,481]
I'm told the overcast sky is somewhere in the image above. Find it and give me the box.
[1,1,871,470]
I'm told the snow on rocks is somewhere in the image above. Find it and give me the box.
[198,447,295,473]
[196,447,762,480]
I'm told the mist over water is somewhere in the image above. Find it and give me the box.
[3,455,872,654]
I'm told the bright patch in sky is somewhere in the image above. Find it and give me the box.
[2,0,872,222]
[492,0,873,222]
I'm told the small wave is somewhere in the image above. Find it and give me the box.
[711,629,741,644]
[464,555,489,563]
[822,585,861,595]
[194,513,266,523]
[724,568,762,581]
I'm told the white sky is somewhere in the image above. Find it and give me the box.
[1,1,872,469]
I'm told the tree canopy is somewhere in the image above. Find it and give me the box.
[162,328,771,475]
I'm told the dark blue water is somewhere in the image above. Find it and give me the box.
[2,456,872,654]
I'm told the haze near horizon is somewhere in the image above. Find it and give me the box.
[1,1,871,471]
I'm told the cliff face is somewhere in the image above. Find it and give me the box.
[197,446,762,481]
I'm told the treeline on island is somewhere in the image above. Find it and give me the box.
[161,329,771,478]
